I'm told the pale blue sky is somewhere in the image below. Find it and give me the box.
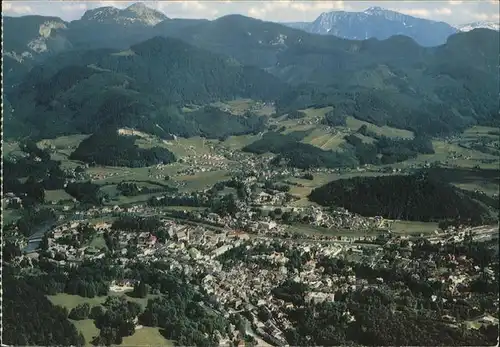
[3,1,499,25]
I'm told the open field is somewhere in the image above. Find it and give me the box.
[2,208,22,225]
[390,220,439,235]
[48,293,109,311]
[177,170,230,192]
[122,327,173,347]
[48,291,154,312]
[71,319,99,346]
[45,189,74,202]
[301,129,347,150]
[288,220,439,238]
[463,126,500,138]
[211,98,275,116]
[287,171,395,200]
[38,134,89,155]
[301,107,334,118]
[3,141,22,156]
[88,234,108,249]
[112,192,166,206]
[274,107,331,134]
[345,116,414,139]
[222,134,260,150]
[88,166,182,185]
[390,139,499,170]
[138,136,216,158]
[426,167,499,197]
[287,224,379,238]
[52,294,172,346]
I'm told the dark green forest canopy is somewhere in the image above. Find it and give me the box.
[3,269,85,346]
[242,132,358,169]
[309,172,496,224]
[69,129,176,167]
[5,36,279,140]
[5,28,499,140]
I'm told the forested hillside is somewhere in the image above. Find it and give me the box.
[243,132,357,169]
[5,36,284,140]
[309,173,496,225]
[3,268,85,346]
[69,129,177,167]
[5,10,499,140]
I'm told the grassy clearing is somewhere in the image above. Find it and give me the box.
[274,107,331,134]
[222,134,260,150]
[225,99,255,113]
[281,123,316,134]
[287,224,376,238]
[66,303,172,346]
[122,327,173,346]
[2,208,22,225]
[88,234,108,249]
[389,138,499,170]
[345,116,414,139]
[455,182,499,196]
[88,166,181,185]
[48,291,154,312]
[432,141,496,160]
[390,220,439,235]
[177,170,230,192]
[255,104,275,116]
[49,292,170,346]
[287,220,438,238]
[163,206,206,212]
[211,98,275,116]
[45,189,73,202]
[3,141,22,156]
[424,167,499,197]
[48,293,108,311]
[112,192,166,206]
[161,137,216,158]
[71,319,99,346]
[301,129,346,150]
[463,126,499,138]
[287,171,397,206]
[38,134,89,153]
[301,107,334,118]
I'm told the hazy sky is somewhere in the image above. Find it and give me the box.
[3,1,499,25]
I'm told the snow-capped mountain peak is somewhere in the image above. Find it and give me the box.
[285,7,457,47]
[364,6,387,14]
[457,21,500,32]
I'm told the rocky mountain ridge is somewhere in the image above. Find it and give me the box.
[284,6,458,46]
[80,2,168,26]
[457,21,500,32]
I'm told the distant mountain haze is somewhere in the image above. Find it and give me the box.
[457,21,500,32]
[80,2,168,26]
[3,3,499,142]
[284,6,459,46]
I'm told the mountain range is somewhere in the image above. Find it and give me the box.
[4,3,498,85]
[457,21,500,32]
[4,3,499,145]
[284,6,458,47]
[284,7,499,45]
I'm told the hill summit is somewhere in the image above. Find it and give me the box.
[80,2,168,26]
